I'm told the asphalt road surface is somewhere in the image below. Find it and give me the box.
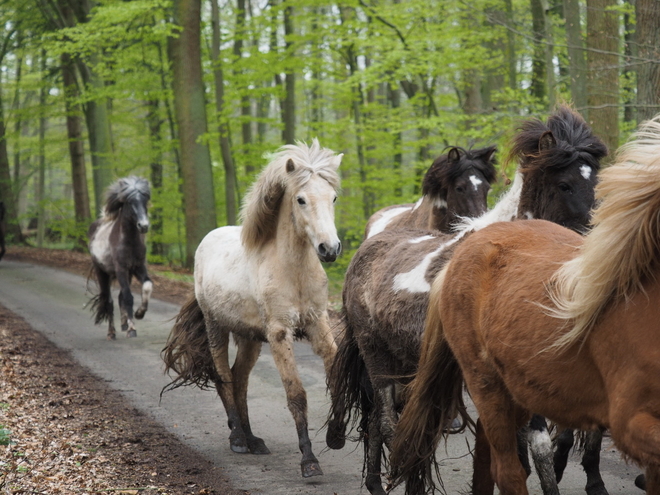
[0,260,645,494]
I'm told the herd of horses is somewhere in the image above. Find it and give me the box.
[80,105,660,494]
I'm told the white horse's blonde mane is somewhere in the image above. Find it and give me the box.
[549,116,660,349]
[240,139,342,251]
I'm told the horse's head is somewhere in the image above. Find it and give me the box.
[512,106,607,233]
[287,155,343,262]
[105,176,151,234]
[422,146,497,230]
[240,140,343,262]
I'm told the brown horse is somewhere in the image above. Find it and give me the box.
[390,116,660,495]
[327,106,607,495]
[364,146,497,237]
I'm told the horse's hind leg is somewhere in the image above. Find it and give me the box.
[581,429,608,495]
[232,337,270,454]
[207,319,249,453]
[365,403,387,495]
[527,414,560,495]
[93,266,116,340]
[268,323,322,478]
[553,428,575,483]
[133,265,152,320]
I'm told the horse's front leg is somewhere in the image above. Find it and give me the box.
[581,429,608,495]
[116,270,136,337]
[133,264,152,320]
[268,324,322,478]
[527,414,560,495]
[365,399,387,495]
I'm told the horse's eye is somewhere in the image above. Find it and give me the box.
[297,197,306,205]
[333,196,337,203]
[456,186,465,194]
[559,183,572,193]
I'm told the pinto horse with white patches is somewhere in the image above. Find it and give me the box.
[390,115,660,495]
[326,106,607,495]
[88,176,152,340]
[365,146,497,237]
[162,140,342,479]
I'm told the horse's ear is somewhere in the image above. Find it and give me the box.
[448,148,461,162]
[286,159,295,173]
[480,145,497,163]
[332,153,344,169]
[539,131,557,152]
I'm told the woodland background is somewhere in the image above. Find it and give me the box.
[0,0,658,277]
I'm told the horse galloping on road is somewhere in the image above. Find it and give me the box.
[162,140,343,479]
[88,176,152,340]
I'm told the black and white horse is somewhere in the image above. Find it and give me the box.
[88,176,152,340]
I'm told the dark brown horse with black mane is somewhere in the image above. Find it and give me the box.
[390,115,660,495]
[364,146,497,237]
[326,106,607,495]
[88,176,152,340]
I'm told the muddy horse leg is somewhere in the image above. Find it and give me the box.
[365,397,387,495]
[133,264,152,320]
[206,318,249,454]
[93,265,116,340]
[308,313,337,375]
[116,269,136,337]
[232,336,270,454]
[527,414,560,495]
[581,429,608,495]
[268,323,322,478]
[553,428,575,483]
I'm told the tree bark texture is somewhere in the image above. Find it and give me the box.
[586,0,619,154]
[636,0,660,122]
[564,0,587,113]
[61,53,92,230]
[169,0,217,267]
[211,0,238,225]
[0,76,22,243]
[282,3,296,144]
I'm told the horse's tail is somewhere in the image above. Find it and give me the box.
[389,265,472,495]
[89,293,113,324]
[326,312,373,452]
[160,296,218,394]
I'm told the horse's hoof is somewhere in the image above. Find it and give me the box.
[126,329,137,338]
[635,474,646,491]
[135,308,146,319]
[301,460,323,478]
[121,323,128,332]
[230,443,249,454]
[107,334,116,341]
[326,430,346,450]
[248,437,270,455]
[230,434,249,454]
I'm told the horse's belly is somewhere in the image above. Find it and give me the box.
[89,221,115,273]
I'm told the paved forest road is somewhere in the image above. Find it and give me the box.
[0,260,645,494]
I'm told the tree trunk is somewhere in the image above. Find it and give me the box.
[0,73,22,243]
[530,0,547,100]
[169,0,217,267]
[586,0,619,154]
[564,0,587,113]
[211,0,238,225]
[234,0,253,175]
[282,2,296,144]
[504,0,517,90]
[61,52,91,247]
[636,0,660,122]
[146,99,165,258]
[37,50,48,248]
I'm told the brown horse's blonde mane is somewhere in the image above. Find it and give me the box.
[549,116,660,349]
[240,139,342,252]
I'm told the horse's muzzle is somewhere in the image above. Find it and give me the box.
[317,241,341,262]
[138,222,150,234]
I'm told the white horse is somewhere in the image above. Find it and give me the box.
[162,139,343,478]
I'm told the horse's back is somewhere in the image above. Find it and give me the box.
[364,203,414,238]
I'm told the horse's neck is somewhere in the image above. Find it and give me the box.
[410,196,447,231]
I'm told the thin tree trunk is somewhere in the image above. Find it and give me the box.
[211,0,237,225]
[282,2,295,144]
[62,52,91,248]
[146,99,165,258]
[234,0,253,174]
[636,0,660,122]
[504,0,517,90]
[37,50,47,248]
[169,0,217,267]
[564,0,587,113]
[623,0,636,124]
[586,0,619,154]
[0,73,22,243]
[530,0,547,100]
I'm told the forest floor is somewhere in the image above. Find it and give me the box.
[0,246,248,495]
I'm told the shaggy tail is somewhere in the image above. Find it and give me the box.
[326,313,373,455]
[161,296,218,394]
[89,293,113,324]
[389,266,472,495]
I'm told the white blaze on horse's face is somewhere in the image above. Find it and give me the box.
[289,160,342,263]
[132,194,150,234]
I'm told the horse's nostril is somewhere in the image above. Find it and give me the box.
[337,241,342,255]
[318,243,328,256]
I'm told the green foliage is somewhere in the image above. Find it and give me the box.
[0,426,11,446]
